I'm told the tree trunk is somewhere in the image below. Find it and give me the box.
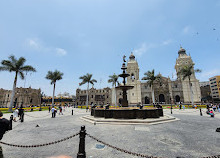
[151,85,155,104]
[189,77,194,106]
[52,82,56,107]
[86,82,89,107]
[8,72,18,112]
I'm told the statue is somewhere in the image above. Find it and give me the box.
[123,55,126,62]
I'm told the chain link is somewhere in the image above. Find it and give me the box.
[86,133,159,158]
[0,132,79,148]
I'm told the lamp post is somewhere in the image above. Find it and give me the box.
[170,97,173,114]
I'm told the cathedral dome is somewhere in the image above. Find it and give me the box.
[129,52,135,60]
[178,47,186,55]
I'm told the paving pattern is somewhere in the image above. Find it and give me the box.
[1,108,220,158]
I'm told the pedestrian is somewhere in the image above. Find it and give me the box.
[182,105,185,110]
[48,106,51,113]
[86,106,89,112]
[0,110,11,157]
[218,104,220,112]
[18,106,24,122]
[51,106,56,118]
[213,105,216,111]
[13,108,19,122]
[179,104,182,110]
[209,110,214,118]
[59,106,63,115]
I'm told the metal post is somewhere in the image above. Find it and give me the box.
[72,109,73,115]
[171,104,173,114]
[21,113,24,122]
[9,115,13,130]
[77,126,86,158]
[200,108,202,116]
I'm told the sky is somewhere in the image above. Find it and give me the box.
[0,0,220,96]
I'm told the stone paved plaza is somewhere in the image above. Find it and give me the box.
[1,108,220,158]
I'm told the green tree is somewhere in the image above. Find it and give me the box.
[79,73,97,107]
[0,55,36,112]
[177,64,201,106]
[46,70,64,107]
[142,69,161,104]
[108,73,119,106]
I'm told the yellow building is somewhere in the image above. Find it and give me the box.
[209,76,220,100]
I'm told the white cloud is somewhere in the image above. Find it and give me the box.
[199,69,220,79]
[133,43,155,57]
[133,39,173,57]
[182,25,192,34]
[56,48,67,56]
[26,38,40,49]
[162,39,173,46]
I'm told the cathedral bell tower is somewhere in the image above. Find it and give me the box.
[175,47,201,103]
[126,53,142,104]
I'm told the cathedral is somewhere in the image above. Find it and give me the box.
[76,47,201,105]
[115,47,201,105]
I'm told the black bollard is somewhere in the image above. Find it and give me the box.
[200,108,203,116]
[21,113,24,122]
[171,105,173,114]
[72,109,74,115]
[77,126,86,158]
[9,115,13,130]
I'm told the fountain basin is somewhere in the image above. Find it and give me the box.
[91,108,163,119]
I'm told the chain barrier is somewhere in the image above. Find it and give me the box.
[0,132,79,148]
[86,133,159,158]
[201,155,220,158]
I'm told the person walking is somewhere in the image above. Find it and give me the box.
[18,106,24,122]
[0,111,11,158]
[13,108,19,122]
[59,106,63,115]
[51,106,56,118]
[48,106,51,113]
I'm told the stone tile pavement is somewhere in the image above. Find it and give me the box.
[1,108,220,158]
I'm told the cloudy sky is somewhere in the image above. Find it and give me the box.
[0,0,220,96]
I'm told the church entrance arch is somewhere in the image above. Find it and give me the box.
[145,96,150,104]
[118,98,123,105]
[175,95,180,102]
[159,94,165,103]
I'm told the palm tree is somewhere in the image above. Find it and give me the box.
[142,69,161,104]
[177,64,201,106]
[108,73,119,106]
[79,73,97,107]
[46,70,64,107]
[0,55,36,112]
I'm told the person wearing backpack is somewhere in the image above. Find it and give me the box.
[0,110,11,157]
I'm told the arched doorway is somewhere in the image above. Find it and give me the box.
[175,95,180,102]
[145,96,150,104]
[159,94,165,103]
[118,98,123,105]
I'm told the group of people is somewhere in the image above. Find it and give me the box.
[49,105,65,118]
[12,107,24,122]
[206,104,220,117]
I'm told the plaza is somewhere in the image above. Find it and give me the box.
[1,107,220,158]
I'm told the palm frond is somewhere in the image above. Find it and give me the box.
[46,70,63,85]
[19,71,25,80]
[20,65,36,72]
